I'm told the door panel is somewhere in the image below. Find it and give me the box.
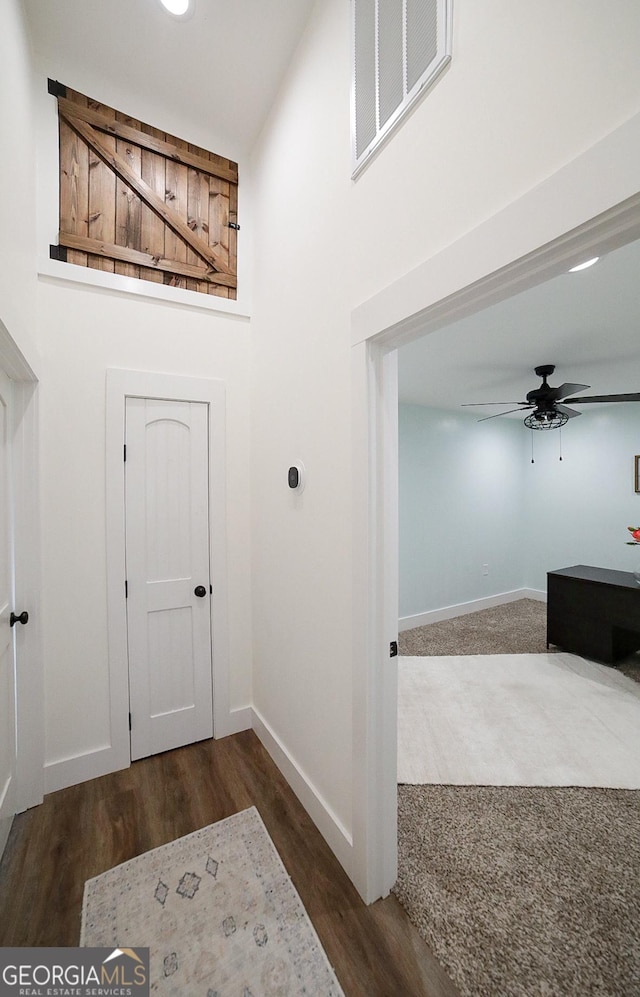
[147,606,195,715]
[125,398,213,760]
[0,370,16,853]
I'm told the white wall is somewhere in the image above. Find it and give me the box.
[0,0,38,365]
[525,406,640,589]
[399,404,525,619]
[399,404,640,621]
[250,0,354,838]
[350,0,640,306]
[250,0,640,885]
[36,282,252,772]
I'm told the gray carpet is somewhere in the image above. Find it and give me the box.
[399,599,549,656]
[394,785,640,997]
[394,599,640,994]
[399,597,640,684]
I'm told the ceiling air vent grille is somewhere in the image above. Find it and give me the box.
[352,0,452,178]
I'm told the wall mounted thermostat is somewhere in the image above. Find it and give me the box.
[288,462,305,492]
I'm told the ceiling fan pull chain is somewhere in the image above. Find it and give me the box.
[530,428,535,464]
[559,426,563,462]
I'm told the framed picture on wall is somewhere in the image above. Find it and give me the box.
[636,456,640,493]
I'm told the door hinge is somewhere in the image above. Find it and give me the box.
[47,78,67,98]
[128,712,132,731]
[123,444,127,462]
[390,640,398,658]
[125,579,128,598]
[228,221,240,231]
[210,584,213,594]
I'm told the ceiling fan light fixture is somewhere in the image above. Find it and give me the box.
[568,256,600,273]
[158,0,193,17]
[524,411,568,431]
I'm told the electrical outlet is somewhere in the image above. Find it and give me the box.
[482,564,489,576]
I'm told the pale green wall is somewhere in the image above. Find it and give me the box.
[399,402,640,617]
[399,404,526,618]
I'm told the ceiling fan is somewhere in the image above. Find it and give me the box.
[463,364,640,430]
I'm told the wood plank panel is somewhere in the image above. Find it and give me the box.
[140,124,166,284]
[0,732,460,997]
[189,139,217,296]
[163,143,189,290]
[228,181,238,301]
[57,233,236,287]
[174,137,198,293]
[186,152,210,295]
[87,99,116,273]
[59,93,89,267]
[56,97,238,184]
[115,111,142,279]
[208,176,230,299]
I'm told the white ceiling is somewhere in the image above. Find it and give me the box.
[22,0,315,155]
[398,237,640,418]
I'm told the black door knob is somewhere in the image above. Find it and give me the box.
[194,585,207,598]
[10,611,29,627]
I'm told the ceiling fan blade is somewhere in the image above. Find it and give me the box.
[555,404,581,418]
[550,382,590,400]
[461,402,524,407]
[569,393,640,404]
[477,407,531,422]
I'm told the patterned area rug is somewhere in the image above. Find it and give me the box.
[81,807,344,996]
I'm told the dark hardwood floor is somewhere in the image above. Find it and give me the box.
[0,730,459,997]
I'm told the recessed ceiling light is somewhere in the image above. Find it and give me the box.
[568,257,600,273]
[159,0,193,17]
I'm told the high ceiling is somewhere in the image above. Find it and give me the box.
[22,0,315,156]
[398,237,640,417]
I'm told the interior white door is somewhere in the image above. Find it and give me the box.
[0,369,16,853]
[125,397,213,760]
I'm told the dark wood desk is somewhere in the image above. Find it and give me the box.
[547,565,640,664]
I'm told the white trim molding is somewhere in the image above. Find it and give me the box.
[399,588,546,631]
[0,319,43,814]
[251,706,353,877]
[105,368,234,780]
[350,343,399,902]
[44,745,116,796]
[222,706,253,737]
[38,260,251,319]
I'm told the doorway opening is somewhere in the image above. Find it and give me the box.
[350,117,640,903]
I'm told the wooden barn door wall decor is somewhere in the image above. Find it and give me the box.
[49,81,238,299]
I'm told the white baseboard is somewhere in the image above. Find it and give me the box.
[523,588,546,602]
[0,815,12,863]
[399,587,546,631]
[250,707,353,878]
[44,744,128,796]
[216,706,252,738]
[44,705,253,795]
